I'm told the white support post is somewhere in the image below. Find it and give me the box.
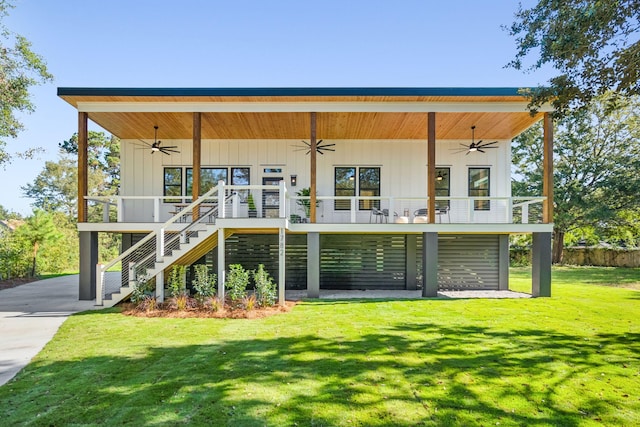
[507,198,513,224]
[278,227,286,306]
[154,197,160,222]
[350,197,357,223]
[218,228,226,301]
[522,204,529,224]
[96,264,104,306]
[218,180,226,218]
[279,180,286,218]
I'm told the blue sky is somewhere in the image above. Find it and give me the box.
[1,0,552,215]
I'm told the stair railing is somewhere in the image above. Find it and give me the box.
[96,183,227,305]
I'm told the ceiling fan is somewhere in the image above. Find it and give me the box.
[293,139,336,155]
[451,126,498,155]
[136,126,180,155]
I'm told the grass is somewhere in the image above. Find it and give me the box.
[0,268,639,426]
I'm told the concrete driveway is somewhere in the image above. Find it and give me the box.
[0,275,98,387]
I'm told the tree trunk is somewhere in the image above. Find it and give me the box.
[552,229,564,264]
[31,242,39,277]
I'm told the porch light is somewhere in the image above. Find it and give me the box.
[290,174,297,187]
[436,171,444,181]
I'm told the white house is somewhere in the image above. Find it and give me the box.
[58,87,554,306]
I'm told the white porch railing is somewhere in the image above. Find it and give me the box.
[86,184,545,225]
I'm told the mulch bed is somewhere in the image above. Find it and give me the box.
[0,277,38,291]
[120,300,298,319]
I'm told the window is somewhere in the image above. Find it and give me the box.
[334,166,381,211]
[435,167,450,208]
[231,167,250,201]
[469,167,490,210]
[163,167,182,202]
[359,167,381,210]
[334,167,355,210]
[186,167,228,195]
[166,167,251,201]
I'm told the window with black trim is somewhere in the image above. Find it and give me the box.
[163,167,182,202]
[469,167,490,210]
[334,166,380,210]
[334,167,355,210]
[359,167,380,210]
[231,167,250,201]
[186,167,228,195]
[435,167,450,208]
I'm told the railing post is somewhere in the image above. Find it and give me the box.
[232,192,239,218]
[96,264,104,306]
[508,198,513,224]
[468,198,474,223]
[350,197,357,223]
[218,180,226,218]
[388,197,395,219]
[279,181,286,218]
[102,202,109,223]
[157,228,164,260]
[117,198,123,222]
[522,204,529,224]
[154,197,160,222]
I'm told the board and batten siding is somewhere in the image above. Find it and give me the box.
[120,138,511,222]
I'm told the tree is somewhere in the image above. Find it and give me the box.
[14,209,62,277]
[22,131,120,217]
[512,93,640,262]
[0,0,53,166]
[507,0,640,116]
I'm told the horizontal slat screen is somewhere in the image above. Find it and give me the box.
[320,235,406,290]
[212,234,308,289]
[417,234,500,290]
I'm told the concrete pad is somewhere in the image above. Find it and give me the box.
[0,275,99,387]
[286,289,531,300]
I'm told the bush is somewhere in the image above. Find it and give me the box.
[168,265,187,298]
[131,274,156,311]
[192,264,216,304]
[254,264,277,307]
[226,264,249,307]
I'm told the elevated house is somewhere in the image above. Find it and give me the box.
[58,87,554,306]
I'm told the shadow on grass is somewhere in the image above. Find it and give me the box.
[1,319,638,426]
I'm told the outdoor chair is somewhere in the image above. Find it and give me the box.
[370,207,396,223]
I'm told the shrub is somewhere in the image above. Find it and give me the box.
[254,264,277,307]
[192,264,216,305]
[168,265,187,298]
[130,274,153,304]
[226,264,249,307]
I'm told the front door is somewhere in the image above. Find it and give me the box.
[262,176,282,218]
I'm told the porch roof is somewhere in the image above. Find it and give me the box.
[58,87,549,140]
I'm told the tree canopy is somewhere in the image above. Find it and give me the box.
[22,131,120,217]
[0,0,53,166]
[512,93,640,261]
[507,0,640,116]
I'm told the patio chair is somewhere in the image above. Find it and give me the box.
[370,207,396,223]
[435,205,450,223]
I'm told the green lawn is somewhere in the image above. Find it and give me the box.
[1,267,639,426]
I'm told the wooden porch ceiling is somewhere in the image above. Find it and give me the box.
[59,89,546,140]
[80,111,541,140]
